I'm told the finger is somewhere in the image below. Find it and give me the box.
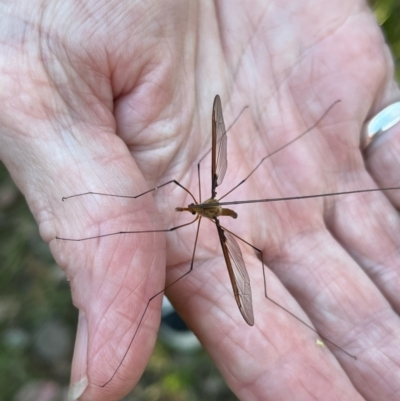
[323,161,400,400]
[326,182,400,401]
[272,102,400,400]
[0,71,165,401]
[268,114,400,401]
[363,89,400,208]
[51,135,166,400]
[329,167,400,310]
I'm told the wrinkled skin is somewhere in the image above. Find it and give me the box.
[1,1,400,400]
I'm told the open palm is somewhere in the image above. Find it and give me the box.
[1,1,400,401]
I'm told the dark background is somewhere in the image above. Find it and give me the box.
[1,2,399,400]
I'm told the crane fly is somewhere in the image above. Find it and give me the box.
[57,95,400,386]
[175,95,254,325]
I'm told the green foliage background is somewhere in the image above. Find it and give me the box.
[371,0,400,81]
[1,2,399,400]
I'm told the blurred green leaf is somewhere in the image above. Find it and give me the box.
[370,0,400,80]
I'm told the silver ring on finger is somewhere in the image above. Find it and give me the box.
[361,101,400,150]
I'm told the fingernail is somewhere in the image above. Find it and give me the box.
[68,376,88,401]
[69,310,89,400]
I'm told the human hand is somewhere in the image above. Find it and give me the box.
[0,1,399,401]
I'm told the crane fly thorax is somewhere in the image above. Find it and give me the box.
[176,197,237,219]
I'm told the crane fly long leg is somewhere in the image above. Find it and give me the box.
[61,179,198,205]
[219,225,357,359]
[219,100,341,201]
[101,216,202,387]
[215,219,254,326]
[213,186,400,208]
[56,216,199,241]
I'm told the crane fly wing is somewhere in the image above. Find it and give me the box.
[215,99,228,186]
[211,95,228,197]
[216,221,254,326]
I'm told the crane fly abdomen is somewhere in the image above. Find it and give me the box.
[176,197,238,219]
